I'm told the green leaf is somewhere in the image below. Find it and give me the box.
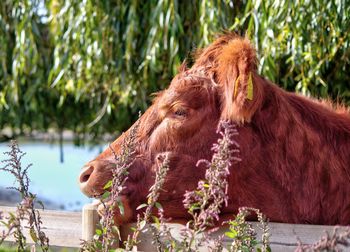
[95,229,102,236]
[95,240,103,249]
[155,202,163,211]
[139,220,146,230]
[37,200,45,210]
[112,226,121,240]
[103,180,113,189]
[30,228,38,242]
[225,230,237,238]
[101,191,111,200]
[251,239,258,246]
[117,200,125,216]
[136,203,148,210]
[152,216,160,228]
[242,246,250,252]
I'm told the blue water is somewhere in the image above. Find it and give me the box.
[0,141,104,211]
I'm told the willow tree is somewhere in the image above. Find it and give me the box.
[0,0,349,143]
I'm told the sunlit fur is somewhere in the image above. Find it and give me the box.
[80,33,350,225]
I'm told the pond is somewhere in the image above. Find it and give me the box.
[0,141,105,211]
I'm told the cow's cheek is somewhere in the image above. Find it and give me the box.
[149,120,173,152]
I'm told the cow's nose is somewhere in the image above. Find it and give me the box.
[80,165,94,183]
[79,165,95,196]
[78,160,113,197]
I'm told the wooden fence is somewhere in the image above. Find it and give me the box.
[0,204,349,251]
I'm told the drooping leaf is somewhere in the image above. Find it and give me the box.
[117,199,125,216]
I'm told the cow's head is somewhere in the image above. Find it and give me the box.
[79,34,265,224]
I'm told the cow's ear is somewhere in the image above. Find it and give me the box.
[216,37,262,123]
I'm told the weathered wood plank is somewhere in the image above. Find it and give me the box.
[1,205,349,251]
[0,206,82,248]
[120,222,349,251]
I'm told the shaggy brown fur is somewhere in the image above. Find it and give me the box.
[79,33,350,225]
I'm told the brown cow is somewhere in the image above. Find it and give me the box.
[79,33,350,225]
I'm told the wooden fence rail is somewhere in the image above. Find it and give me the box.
[1,204,349,251]
[0,206,82,248]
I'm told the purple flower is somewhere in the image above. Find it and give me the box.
[183,120,240,234]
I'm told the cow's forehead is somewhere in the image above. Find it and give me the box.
[167,74,212,94]
[170,66,214,89]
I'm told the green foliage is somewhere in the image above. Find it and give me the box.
[0,0,349,142]
[232,0,350,100]
[0,245,18,252]
[225,207,270,252]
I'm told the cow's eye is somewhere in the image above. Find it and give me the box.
[174,108,187,117]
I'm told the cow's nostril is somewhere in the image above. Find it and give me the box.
[81,174,90,183]
[79,165,94,184]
